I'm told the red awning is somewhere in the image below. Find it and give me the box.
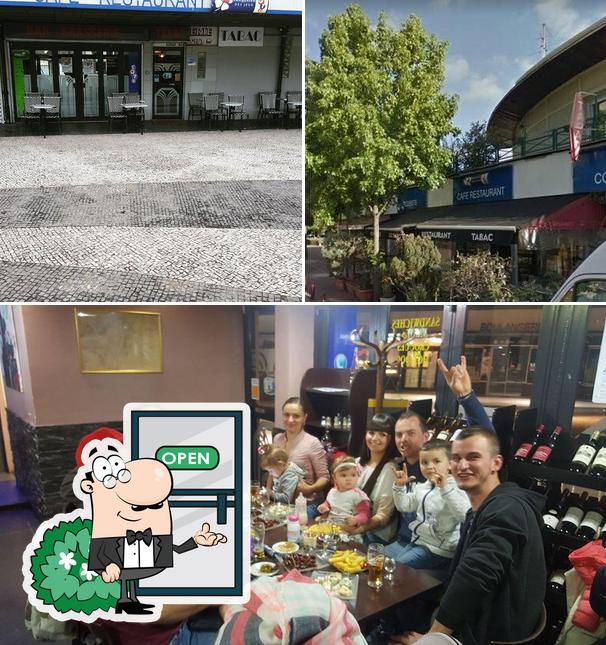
[527,196,606,231]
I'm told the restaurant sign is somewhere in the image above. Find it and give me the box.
[453,165,513,204]
[0,0,301,14]
[416,226,516,246]
[397,187,427,212]
[573,145,606,193]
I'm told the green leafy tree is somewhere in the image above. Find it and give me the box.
[450,120,499,172]
[306,5,458,252]
[389,233,442,301]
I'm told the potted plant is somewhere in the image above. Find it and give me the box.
[354,270,373,301]
[379,272,395,301]
[320,232,350,288]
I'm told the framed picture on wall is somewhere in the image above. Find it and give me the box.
[0,305,23,392]
[74,308,163,374]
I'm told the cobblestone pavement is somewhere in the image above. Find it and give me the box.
[0,131,302,301]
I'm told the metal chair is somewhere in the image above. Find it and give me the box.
[188,92,204,120]
[23,95,41,133]
[286,90,302,128]
[202,93,223,130]
[107,96,127,133]
[258,92,283,127]
[43,96,62,134]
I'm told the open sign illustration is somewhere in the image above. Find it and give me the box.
[22,403,250,623]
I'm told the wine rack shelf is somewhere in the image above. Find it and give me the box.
[508,460,606,493]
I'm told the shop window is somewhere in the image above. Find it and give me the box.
[463,306,543,407]
[35,50,54,95]
[58,52,75,118]
[573,306,606,430]
[385,307,443,394]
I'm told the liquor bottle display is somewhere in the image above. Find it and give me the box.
[559,491,588,535]
[589,442,606,477]
[542,488,570,531]
[435,413,464,441]
[570,430,603,473]
[513,424,546,462]
[530,426,563,465]
[576,496,606,540]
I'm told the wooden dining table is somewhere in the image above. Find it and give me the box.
[263,525,442,629]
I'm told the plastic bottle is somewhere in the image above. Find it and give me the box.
[295,492,308,527]
[287,513,301,543]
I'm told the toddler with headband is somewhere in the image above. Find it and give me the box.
[317,456,370,531]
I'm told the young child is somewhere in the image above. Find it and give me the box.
[317,456,371,530]
[385,439,470,579]
[260,447,306,504]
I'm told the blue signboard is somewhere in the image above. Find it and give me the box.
[573,145,606,192]
[397,187,427,212]
[0,0,301,14]
[453,165,513,204]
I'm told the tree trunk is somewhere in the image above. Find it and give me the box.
[372,205,380,255]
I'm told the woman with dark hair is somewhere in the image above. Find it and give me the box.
[341,413,400,545]
[269,397,330,518]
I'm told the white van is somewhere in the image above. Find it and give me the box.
[552,242,606,301]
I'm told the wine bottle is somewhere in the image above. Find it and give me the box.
[548,570,566,594]
[570,430,602,473]
[436,413,464,441]
[543,488,569,531]
[530,426,563,465]
[531,478,548,495]
[513,425,546,462]
[559,491,588,535]
[577,496,605,540]
[589,440,606,477]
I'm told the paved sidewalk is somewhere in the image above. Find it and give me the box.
[0,130,301,302]
[305,245,354,302]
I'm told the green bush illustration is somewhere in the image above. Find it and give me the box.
[29,516,120,615]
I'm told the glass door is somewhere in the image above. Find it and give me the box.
[58,51,76,118]
[153,47,183,118]
[79,50,100,118]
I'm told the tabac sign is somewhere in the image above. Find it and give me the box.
[0,0,301,14]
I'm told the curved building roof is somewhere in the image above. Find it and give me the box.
[487,16,606,144]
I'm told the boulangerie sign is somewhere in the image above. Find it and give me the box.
[593,321,606,404]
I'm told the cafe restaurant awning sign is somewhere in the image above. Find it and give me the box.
[0,0,301,14]
[453,165,513,205]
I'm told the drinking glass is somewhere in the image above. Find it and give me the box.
[303,528,318,551]
[251,481,261,499]
[367,543,385,589]
[384,556,396,582]
[251,521,265,560]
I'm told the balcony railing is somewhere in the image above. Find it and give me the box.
[450,116,606,175]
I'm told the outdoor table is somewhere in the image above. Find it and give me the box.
[263,525,442,629]
[31,104,50,138]
[220,101,245,131]
[122,102,148,135]
[286,100,303,129]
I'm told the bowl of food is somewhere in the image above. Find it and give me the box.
[251,561,279,577]
[272,541,300,554]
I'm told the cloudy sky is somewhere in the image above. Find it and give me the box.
[306,0,606,133]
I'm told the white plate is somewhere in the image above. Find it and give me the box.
[251,561,279,577]
[272,541,300,554]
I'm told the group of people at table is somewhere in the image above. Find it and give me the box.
[259,356,546,645]
[78,355,545,645]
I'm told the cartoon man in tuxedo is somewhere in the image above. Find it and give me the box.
[79,440,227,615]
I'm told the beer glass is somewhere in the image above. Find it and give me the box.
[251,480,261,498]
[367,543,385,589]
[251,521,265,560]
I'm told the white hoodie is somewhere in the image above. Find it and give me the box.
[392,476,471,558]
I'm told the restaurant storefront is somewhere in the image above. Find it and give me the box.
[0,0,302,123]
